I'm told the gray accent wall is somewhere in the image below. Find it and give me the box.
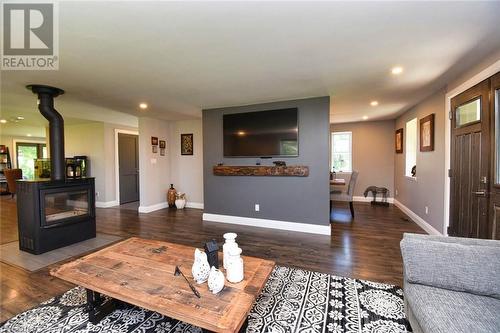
[203,96,330,226]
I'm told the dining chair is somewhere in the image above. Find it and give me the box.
[330,171,358,218]
[4,168,23,198]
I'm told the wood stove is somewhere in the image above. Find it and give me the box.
[17,178,96,254]
[17,85,96,254]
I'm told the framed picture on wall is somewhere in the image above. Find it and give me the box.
[181,134,193,155]
[395,128,403,154]
[160,148,165,156]
[151,137,158,146]
[159,140,166,149]
[152,145,158,153]
[420,114,435,152]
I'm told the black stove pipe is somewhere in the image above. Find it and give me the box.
[26,85,66,181]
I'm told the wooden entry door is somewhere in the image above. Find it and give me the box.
[490,72,500,240]
[449,79,491,238]
[118,133,139,204]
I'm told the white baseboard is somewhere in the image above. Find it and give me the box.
[186,202,204,209]
[202,213,331,236]
[138,202,168,213]
[353,196,394,204]
[96,200,119,208]
[393,199,442,235]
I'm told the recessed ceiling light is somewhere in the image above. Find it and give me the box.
[139,103,148,110]
[370,101,379,106]
[362,116,369,120]
[0,119,6,124]
[27,133,32,137]
[16,116,24,120]
[237,131,246,136]
[391,66,404,75]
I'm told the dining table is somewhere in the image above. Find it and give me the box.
[330,178,346,186]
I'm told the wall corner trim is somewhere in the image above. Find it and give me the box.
[96,200,119,208]
[202,213,331,235]
[186,202,204,209]
[393,199,442,235]
[352,196,394,204]
[138,202,168,213]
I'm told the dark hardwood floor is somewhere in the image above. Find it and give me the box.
[0,196,424,322]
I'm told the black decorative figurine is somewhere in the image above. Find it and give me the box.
[204,239,219,268]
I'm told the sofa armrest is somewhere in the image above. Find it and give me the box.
[400,233,500,299]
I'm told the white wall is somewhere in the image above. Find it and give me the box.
[65,122,106,200]
[138,117,171,210]
[169,119,203,207]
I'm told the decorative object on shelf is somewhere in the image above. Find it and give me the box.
[65,162,82,179]
[420,114,435,152]
[167,184,177,208]
[175,192,186,209]
[0,145,12,174]
[213,165,309,177]
[411,165,416,177]
[174,265,201,298]
[191,248,210,284]
[151,137,158,146]
[395,128,403,154]
[181,133,193,155]
[159,140,166,148]
[223,232,238,269]
[207,266,225,294]
[363,186,390,206]
[226,246,244,283]
[204,239,219,268]
[217,162,223,166]
[273,161,286,167]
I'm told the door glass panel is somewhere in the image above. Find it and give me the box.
[456,98,481,127]
[495,89,500,185]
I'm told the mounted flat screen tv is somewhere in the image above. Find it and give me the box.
[223,108,298,157]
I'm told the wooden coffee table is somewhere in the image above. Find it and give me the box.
[51,237,275,333]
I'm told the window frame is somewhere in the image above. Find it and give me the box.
[331,131,353,173]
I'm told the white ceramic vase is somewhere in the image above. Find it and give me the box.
[223,233,238,269]
[191,248,210,284]
[207,266,225,294]
[175,198,186,209]
[226,246,244,283]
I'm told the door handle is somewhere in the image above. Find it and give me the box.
[472,190,487,196]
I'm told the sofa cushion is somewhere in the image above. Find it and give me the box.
[405,283,500,333]
[401,234,500,299]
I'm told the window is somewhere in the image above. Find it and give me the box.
[331,131,352,172]
[405,118,417,177]
[16,142,47,180]
[456,98,481,127]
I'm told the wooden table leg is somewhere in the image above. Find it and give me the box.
[86,289,117,324]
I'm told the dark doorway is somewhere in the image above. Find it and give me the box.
[449,79,490,238]
[118,133,139,204]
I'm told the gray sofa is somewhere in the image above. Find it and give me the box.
[400,233,500,333]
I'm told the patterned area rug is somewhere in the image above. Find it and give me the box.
[0,266,412,333]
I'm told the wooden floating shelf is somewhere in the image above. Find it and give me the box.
[213,165,309,177]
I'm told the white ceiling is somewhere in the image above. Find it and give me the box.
[2,1,500,126]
